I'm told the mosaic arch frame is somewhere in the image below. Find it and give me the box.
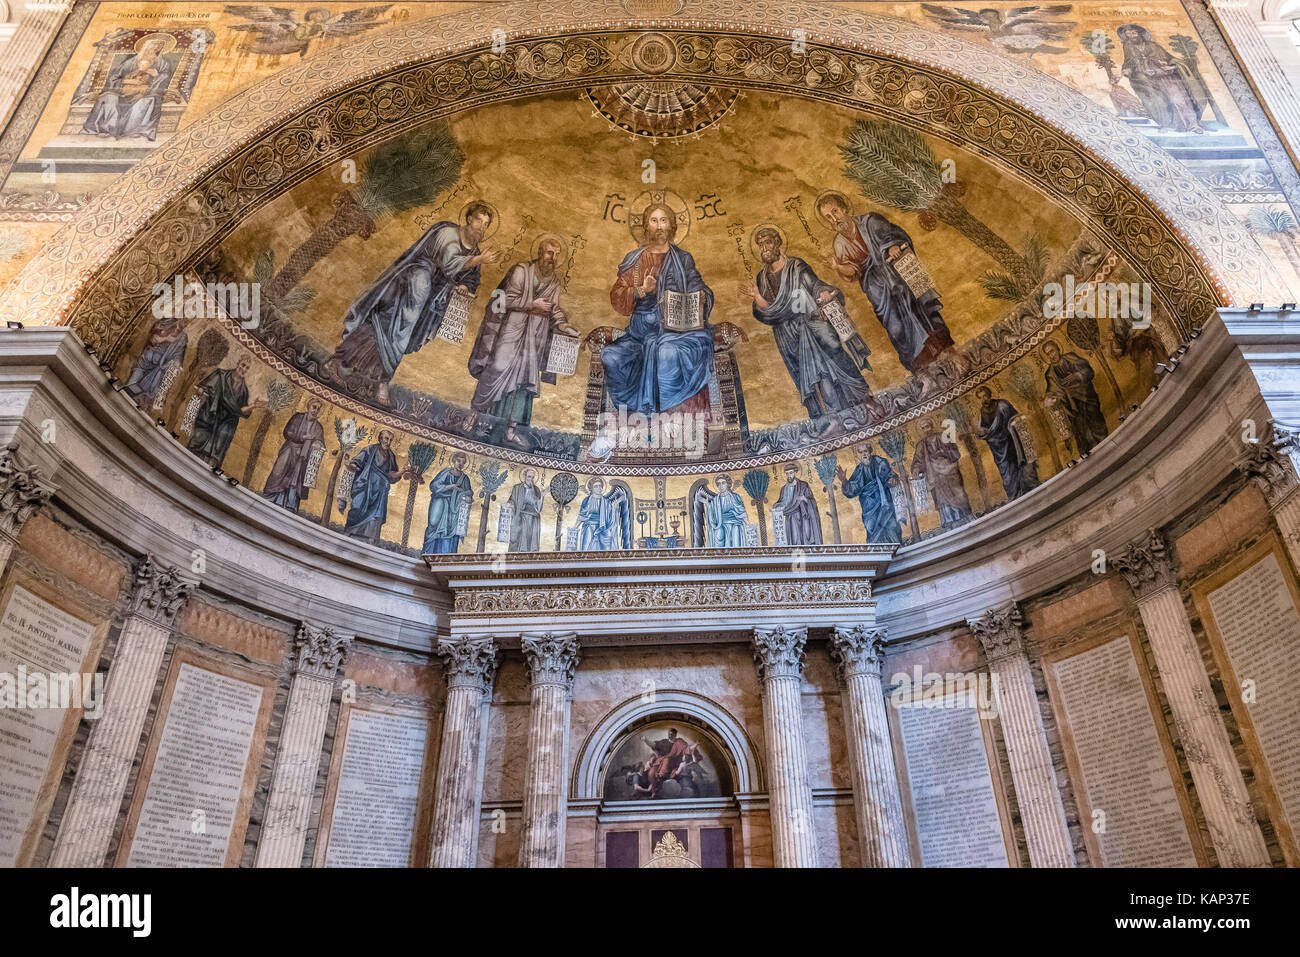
[0,0,1284,364]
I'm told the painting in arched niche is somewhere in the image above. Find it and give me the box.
[602,720,735,801]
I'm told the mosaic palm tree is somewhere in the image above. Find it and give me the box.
[401,441,438,547]
[476,460,509,552]
[321,418,367,526]
[814,453,842,544]
[243,379,297,487]
[743,468,771,546]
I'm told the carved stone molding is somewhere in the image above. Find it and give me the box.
[968,601,1025,663]
[453,578,871,616]
[752,625,809,682]
[1113,529,1177,601]
[0,447,54,540]
[126,555,195,628]
[520,631,580,691]
[438,635,500,694]
[292,622,351,679]
[828,624,887,683]
[1236,422,1300,507]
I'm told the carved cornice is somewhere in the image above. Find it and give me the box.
[1236,423,1300,507]
[968,602,1025,663]
[126,555,195,628]
[292,622,351,679]
[453,578,872,615]
[752,625,808,682]
[438,635,500,694]
[829,624,887,683]
[520,631,580,691]
[0,448,54,540]
[1113,529,1177,601]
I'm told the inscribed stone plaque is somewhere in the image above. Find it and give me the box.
[125,664,263,867]
[897,698,1008,867]
[324,708,429,867]
[1052,636,1196,866]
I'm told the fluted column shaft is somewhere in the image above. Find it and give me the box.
[429,636,498,868]
[1116,531,1269,866]
[830,626,910,867]
[970,603,1075,868]
[753,626,819,867]
[254,624,351,868]
[0,2,70,132]
[50,557,193,867]
[518,632,579,868]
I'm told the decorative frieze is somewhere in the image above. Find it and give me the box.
[453,579,871,616]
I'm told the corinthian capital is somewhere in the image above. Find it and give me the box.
[438,635,499,694]
[520,631,580,692]
[127,555,195,627]
[968,601,1025,664]
[752,625,808,682]
[1113,528,1176,600]
[292,622,351,679]
[0,448,54,539]
[1236,423,1300,507]
[829,624,887,683]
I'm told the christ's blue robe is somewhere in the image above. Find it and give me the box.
[602,244,714,413]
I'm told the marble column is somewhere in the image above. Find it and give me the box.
[429,635,498,868]
[517,631,579,868]
[0,447,54,577]
[1114,530,1270,866]
[1206,0,1300,163]
[969,602,1075,868]
[0,0,70,132]
[752,625,819,867]
[49,555,194,867]
[255,623,351,868]
[1238,422,1300,572]
[829,624,910,868]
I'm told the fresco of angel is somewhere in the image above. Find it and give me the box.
[920,5,1077,58]
[223,5,394,60]
[691,474,750,548]
[577,477,632,551]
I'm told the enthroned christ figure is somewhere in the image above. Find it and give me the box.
[602,202,715,416]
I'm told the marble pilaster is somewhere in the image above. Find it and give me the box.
[254,623,351,868]
[49,555,194,867]
[1114,529,1270,866]
[969,602,1075,868]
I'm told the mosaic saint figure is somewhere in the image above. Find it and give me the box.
[187,356,262,468]
[911,419,974,527]
[702,474,749,548]
[603,202,715,415]
[577,477,630,551]
[1117,24,1206,133]
[343,429,407,543]
[746,226,874,426]
[126,314,189,410]
[975,385,1039,500]
[263,397,326,513]
[776,463,823,546]
[505,468,544,553]
[818,192,953,374]
[423,452,473,554]
[326,202,498,405]
[81,35,177,141]
[838,443,903,544]
[468,235,577,447]
[1042,341,1109,455]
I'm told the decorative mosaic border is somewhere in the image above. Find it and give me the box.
[0,0,1284,341]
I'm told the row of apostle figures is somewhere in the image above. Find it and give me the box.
[309,193,959,443]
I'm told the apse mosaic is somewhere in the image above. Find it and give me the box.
[0,0,1292,557]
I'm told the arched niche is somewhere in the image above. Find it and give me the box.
[0,0,1286,357]
[572,688,763,799]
